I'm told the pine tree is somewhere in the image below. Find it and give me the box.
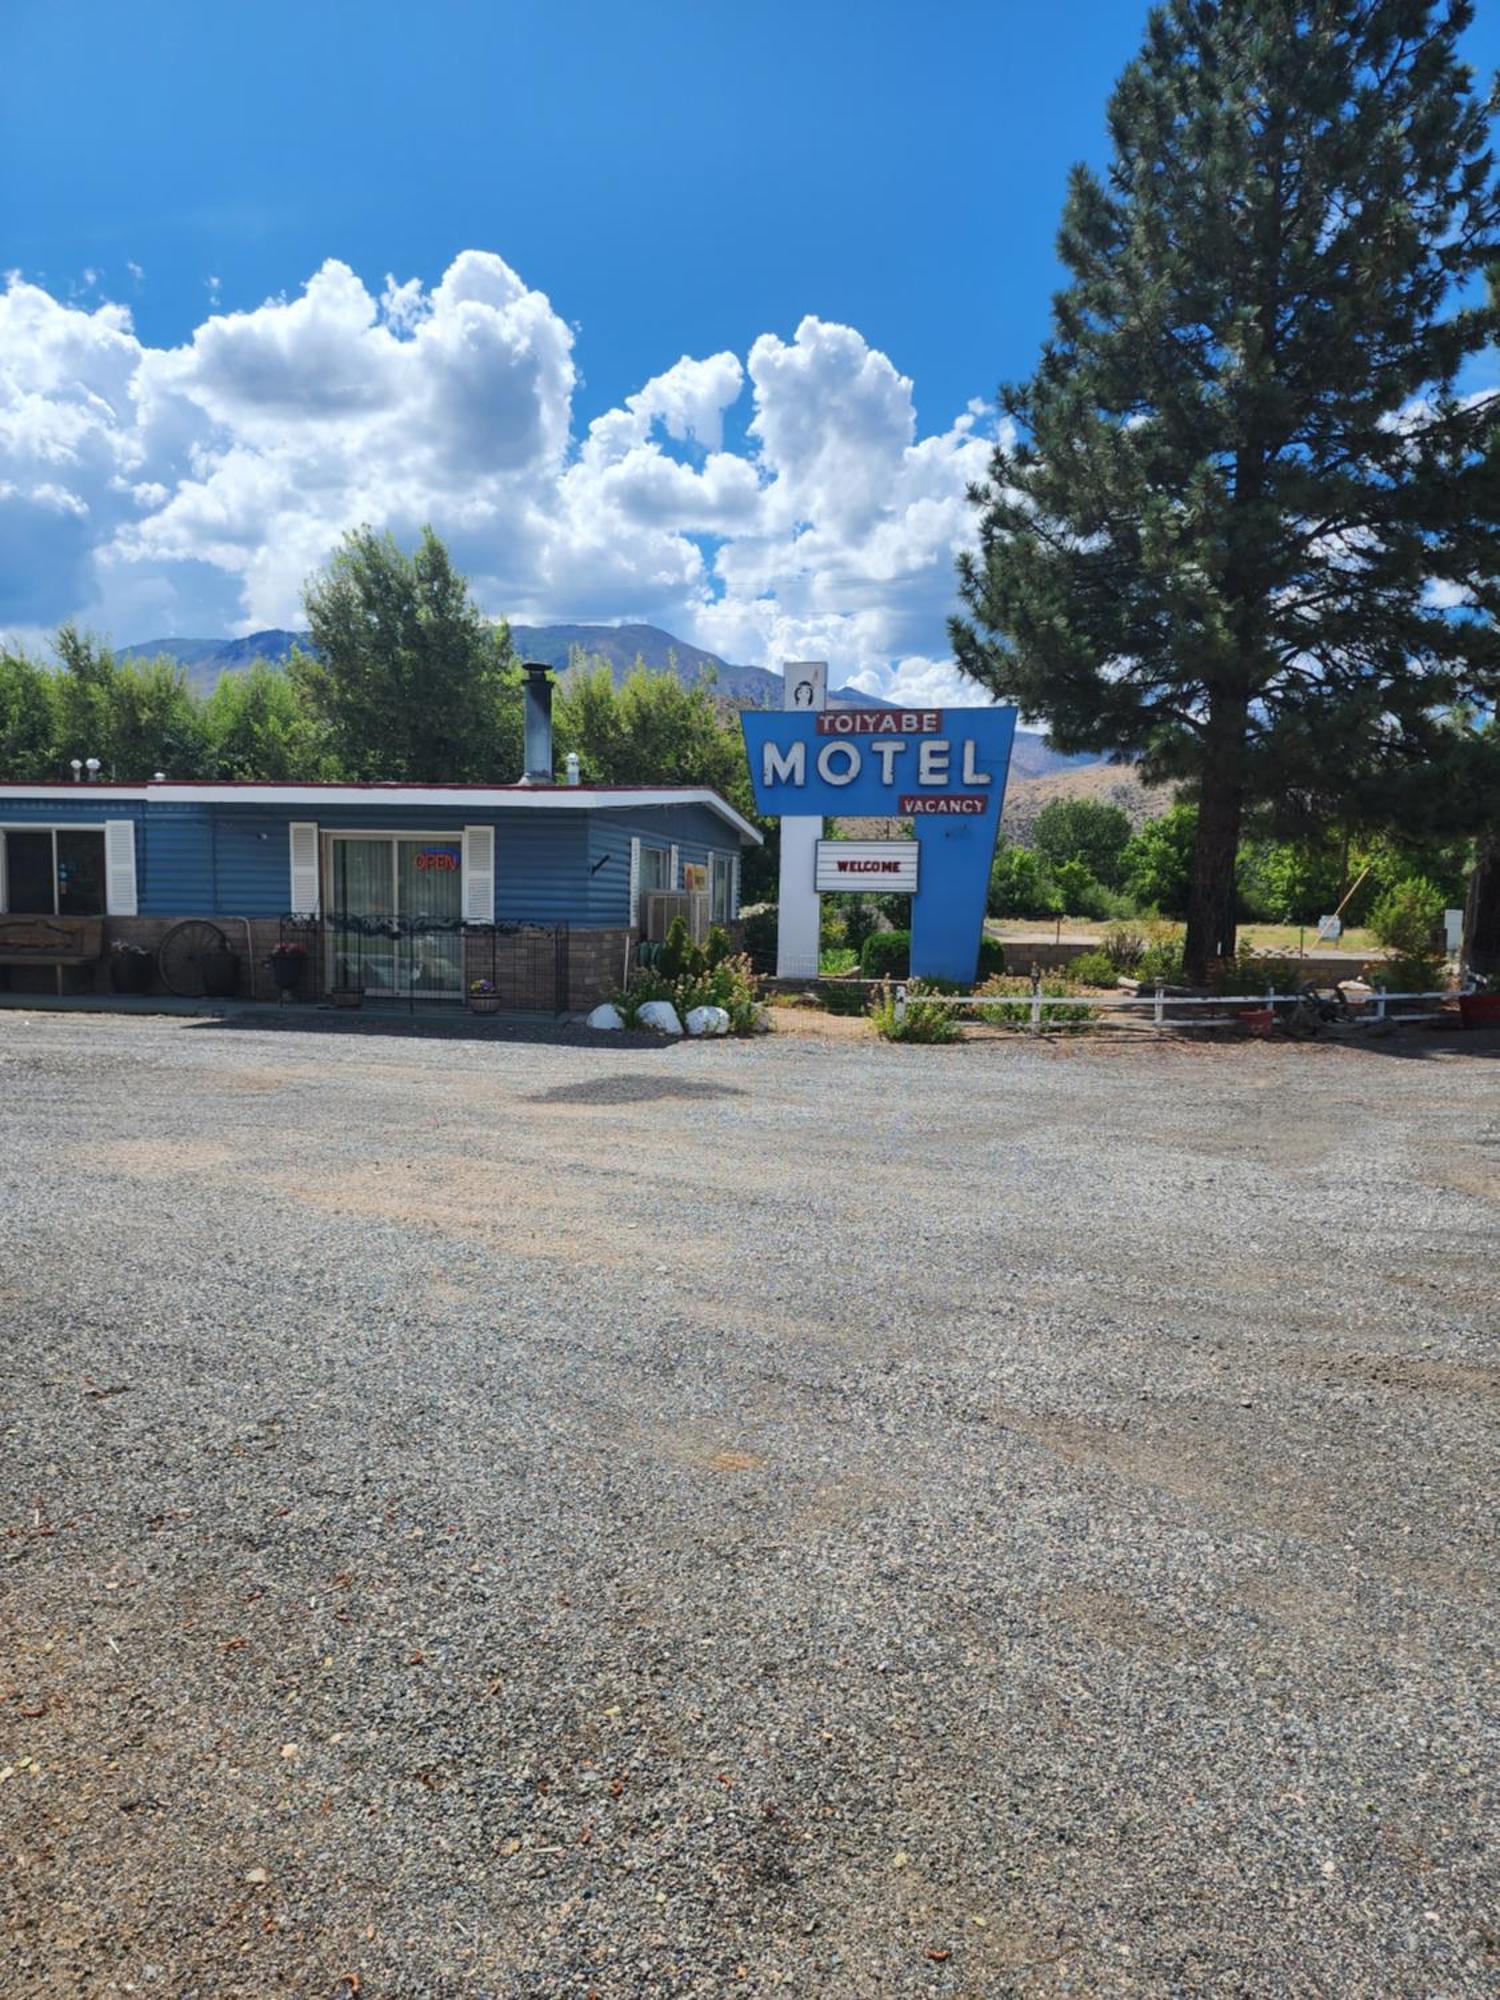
[952,0,1500,980]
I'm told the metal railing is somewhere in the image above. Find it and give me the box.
[278,912,570,1016]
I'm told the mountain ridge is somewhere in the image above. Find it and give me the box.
[118,624,1099,782]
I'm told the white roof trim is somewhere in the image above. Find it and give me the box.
[0,782,763,845]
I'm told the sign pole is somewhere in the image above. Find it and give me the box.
[776,661,826,979]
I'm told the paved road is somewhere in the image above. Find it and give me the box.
[1,1013,1496,1996]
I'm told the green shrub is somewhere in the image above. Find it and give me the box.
[870,979,961,1043]
[612,950,765,1033]
[819,946,859,976]
[974,974,1092,1030]
[1136,939,1185,985]
[1070,948,1119,987]
[1101,924,1146,972]
[1211,952,1301,996]
[817,979,870,1016]
[861,929,911,979]
[704,924,732,966]
[1371,956,1445,993]
[1369,878,1445,960]
[658,915,699,981]
[741,905,778,972]
[977,935,1008,980]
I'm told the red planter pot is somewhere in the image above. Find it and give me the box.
[1458,992,1500,1029]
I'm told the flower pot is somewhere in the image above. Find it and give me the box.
[200,947,239,998]
[110,953,153,994]
[270,955,306,993]
[1240,1007,1275,1037]
[330,986,364,1009]
[468,994,502,1016]
[1459,991,1500,1029]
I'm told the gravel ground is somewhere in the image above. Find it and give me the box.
[0,1010,1495,1998]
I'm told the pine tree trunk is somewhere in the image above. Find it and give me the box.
[1464,834,1500,977]
[1184,697,1247,984]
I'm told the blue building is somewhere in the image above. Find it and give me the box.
[0,672,759,1010]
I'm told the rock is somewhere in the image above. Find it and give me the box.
[637,1000,684,1035]
[585,1003,625,1031]
[685,1005,730,1037]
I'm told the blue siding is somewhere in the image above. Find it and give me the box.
[587,806,743,925]
[2,792,749,925]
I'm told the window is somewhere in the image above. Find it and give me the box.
[0,828,107,916]
[710,851,734,924]
[638,845,671,895]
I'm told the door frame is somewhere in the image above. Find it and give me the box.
[321,828,467,997]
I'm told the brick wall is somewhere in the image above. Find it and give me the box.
[44,916,638,1014]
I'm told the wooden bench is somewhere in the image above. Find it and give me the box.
[0,915,106,988]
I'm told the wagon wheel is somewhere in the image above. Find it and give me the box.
[156,919,230,997]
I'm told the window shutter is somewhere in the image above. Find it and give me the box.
[462,824,495,922]
[104,819,138,917]
[731,852,740,918]
[670,844,680,891]
[629,837,641,928]
[289,821,320,915]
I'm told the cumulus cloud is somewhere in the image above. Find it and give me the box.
[0,252,996,692]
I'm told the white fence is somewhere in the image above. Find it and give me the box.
[890,982,1453,1032]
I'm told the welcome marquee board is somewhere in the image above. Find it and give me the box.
[741,704,1018,985]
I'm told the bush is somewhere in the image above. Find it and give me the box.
[1210,951,1301,996]
[861,929,911,978]
[870,979,961,1043]
[817,979,871,1016]
[741,905,777,972]
[1369,877,1445,960]
[658,915,698,981]
[977,934,1009,980]
[1371,956,1445,993]
[974,974,1092,1030]
[1101,924,1146,973]
[819,946,859,976]
[988,842,1061,919]
[612,949,765,1033]
[1070,948,1119,987]
[704,924,732,966]
[1136,939,1186,985]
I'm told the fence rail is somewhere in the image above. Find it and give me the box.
[890,982,1454,1032]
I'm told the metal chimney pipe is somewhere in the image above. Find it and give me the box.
[520,662,554,784]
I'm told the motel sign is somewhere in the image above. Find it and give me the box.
[741,703,1018,985]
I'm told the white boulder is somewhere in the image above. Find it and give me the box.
[637,999,684,1035]
[685,1004,731,1037]
[585,1002,625,1031]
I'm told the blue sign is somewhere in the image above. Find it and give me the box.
[741,705,1018,985]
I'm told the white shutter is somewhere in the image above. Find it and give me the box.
[462,824,495,922]
[731,852,740,919]
[670,844,680,890]
[629,837,641,928]
[289,821,320,915]
[104,819,138,916]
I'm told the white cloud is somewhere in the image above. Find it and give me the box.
[0,254,995,691]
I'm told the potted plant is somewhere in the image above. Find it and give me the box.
[267,940,308,994]
[109,939,154,994]
[468,977,501,1016]
[330,978,364,1009]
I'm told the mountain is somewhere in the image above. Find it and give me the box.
[119,623,1099,778]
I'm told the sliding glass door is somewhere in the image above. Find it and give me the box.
[327,834,464,998]
[1,828,106,915]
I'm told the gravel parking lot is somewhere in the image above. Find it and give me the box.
[1,1011,1496,1997]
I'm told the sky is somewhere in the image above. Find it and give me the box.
[3,0,1497,706]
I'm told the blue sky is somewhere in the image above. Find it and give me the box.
[3,0,1497,700]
